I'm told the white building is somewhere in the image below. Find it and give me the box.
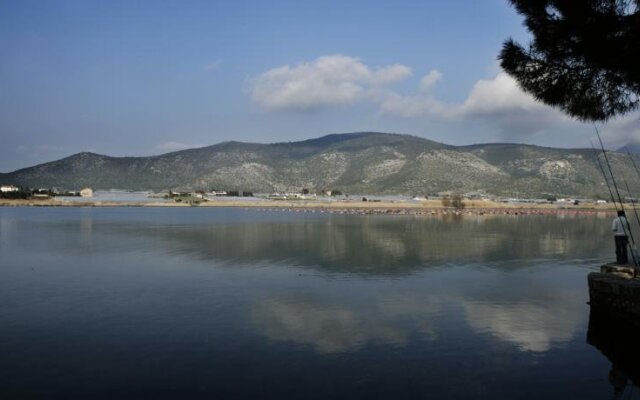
[0,185,19,193]
[80,188,93,198]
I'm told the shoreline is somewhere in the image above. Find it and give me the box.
[0,198,620,216]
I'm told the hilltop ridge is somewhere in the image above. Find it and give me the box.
[1,132,637,198]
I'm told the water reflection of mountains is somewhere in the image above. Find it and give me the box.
[131,214,611,273]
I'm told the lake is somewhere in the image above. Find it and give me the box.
[0,207,637,399]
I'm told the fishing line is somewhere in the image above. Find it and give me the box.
[619,171,640,238]
[593,123,638,266]
[625,146,640,182]
[589,139,638,265]
[591,140,619,210]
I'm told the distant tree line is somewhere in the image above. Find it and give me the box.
[0,187,61,199]
[0,189,30,199]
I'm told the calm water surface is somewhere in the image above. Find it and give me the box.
[0,207,637,399]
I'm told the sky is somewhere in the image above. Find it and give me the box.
[1,0,639,172]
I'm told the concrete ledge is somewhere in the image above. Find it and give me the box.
[600,263,637,279]
[588,272,640,327]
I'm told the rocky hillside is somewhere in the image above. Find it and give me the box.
[1,132,639,198]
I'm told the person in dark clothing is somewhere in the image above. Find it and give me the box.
[612,210,630,264]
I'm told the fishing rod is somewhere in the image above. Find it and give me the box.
[606,146,640,228]
[590,140,619,210]
[623,146,640,267]
[594,124,628,213]
[592,144,639,267]
[588,140,639,266]
[593,124,639,266]
[619,170,640,235]
[625,146,640,182]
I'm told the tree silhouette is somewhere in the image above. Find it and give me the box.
[500,0,640,121]
[441,194,452,208]
[451,193,466,210]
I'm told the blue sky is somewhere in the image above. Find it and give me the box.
[1,0,638,172]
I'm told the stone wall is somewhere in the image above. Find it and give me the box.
[588,269,640,328]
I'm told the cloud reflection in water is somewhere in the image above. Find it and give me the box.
[252,297,409,354]
[253,285,585,354]
[461,294,583,352]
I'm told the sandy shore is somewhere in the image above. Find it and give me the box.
[0,198,621,216]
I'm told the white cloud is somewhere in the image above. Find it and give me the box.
[248,56,638,145]
[249,54,412,111]
[204,60,222,71]
[383,72,553,119]
[372,64,413,86]
[419,69,442,93]
[249,55,561,135]
[153,141,205,153]
[455,72,546,116]
[381,71,575,137]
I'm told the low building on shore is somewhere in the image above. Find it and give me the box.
[80,188,93,198]
[1,185,19,193]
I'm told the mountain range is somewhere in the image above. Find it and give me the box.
[2,132,640,198]
[618,142,640,155]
